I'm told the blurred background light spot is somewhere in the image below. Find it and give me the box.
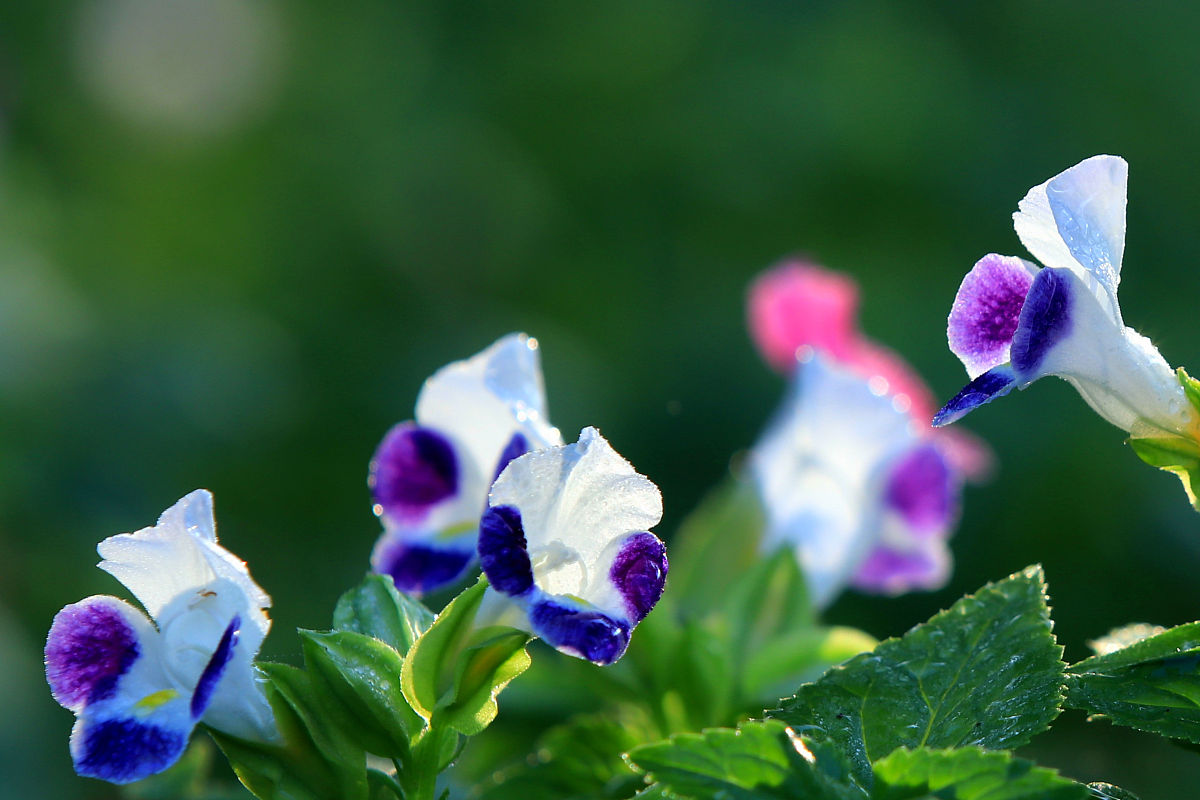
[74,0,285,142]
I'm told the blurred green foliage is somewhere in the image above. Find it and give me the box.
[5,1,1200,797]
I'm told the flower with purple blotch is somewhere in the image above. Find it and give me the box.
[45,490,277,784]
[935,155,1194,439]
[369,333,563,595]
[752,352,961,607]
[476,426,667,665]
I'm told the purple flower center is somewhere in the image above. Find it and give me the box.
[370,423,459,522]
[46,600,141,709]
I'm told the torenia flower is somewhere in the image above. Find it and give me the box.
[751,352,961,608]
[45,490,276,784]
[476,427,667,665]
[935,155,1194,439]
[370,333,562,595]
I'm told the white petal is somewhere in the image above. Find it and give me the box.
[489,427,662,603]
[1013,155,1127,321]
[1015,268,1187,434]
[416,333,563,480]
[751,354,919,607]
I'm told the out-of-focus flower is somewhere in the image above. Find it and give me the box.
[45,491,276,784]
[476,427,667,665]
[370,334,562,595]
[934,155,1194,439]
[751,352,960,607]
[748,259,992,481]
[748,260,937,424]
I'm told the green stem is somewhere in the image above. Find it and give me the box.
[402,725,457,800]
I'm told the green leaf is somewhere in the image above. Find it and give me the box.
[334,573,435,654]
[401,576,487,723]
[1087,783,1142,800]
[1128,435,1200,509]
[258,662,368,800]
[207,678,347,800]
[437,627,532,735]
[625,720,864,800]
[871,747,1088,800]
[299,629,421,758]
[477,713,651,800]
[1066,620,1200,742]
[769,566,1065,786]
[724,546,816,667]
[1178,368,1200,416]
[666,477,767,618]
[743,626,877,703]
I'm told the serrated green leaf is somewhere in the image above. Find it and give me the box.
[299,629,421,758]
[769,566,1065,786]
[667,477,767,618]
[206,678,345,800]
[1066,620,1200,742]
[401,576,497,727]
[626,720,864,800]
[871,747,1088,800]
[258,662,368,800]
[1087,783,1141,800]
[334,573,435,654]
[437,627,532,735]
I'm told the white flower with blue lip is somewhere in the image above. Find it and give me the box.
[369,333,563,596]
[934,155,1193,438]
[476,427,668,665]
[752,352,960,608]
[44,490,277,784]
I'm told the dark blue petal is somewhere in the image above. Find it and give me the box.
[373,539,474,596]
[529,599,631,666]
[74,717,187,784]
[369,423,459,523]
[478,505,534,596]
[931,365,1017,427]
[190,616,240,719]
[46,599,141,709]
[609,532,667,622]
[492,432,530,484]
[1011,267,1075,376]
[883,445,957,535]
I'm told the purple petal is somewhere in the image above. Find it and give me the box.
[529,599,631,665]
[478,504,534,596]
[369,423,459,523]
[73,716,187,784]
[931,365,1017,427]
[947,254,1036,378]
[492,432,530,483]
[851,544,946,595]
[1011,267,1074,377]
[372,537,475,596]
[46,598,141,710]
[609,532,668,622]
[190,616,240,719]
[883,445,957,536]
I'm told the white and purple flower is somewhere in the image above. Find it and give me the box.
[45,490,277,784]
[935,155,1193,438]
[369,333,563,595]
[476,427,667,665]
[751,352,961,607]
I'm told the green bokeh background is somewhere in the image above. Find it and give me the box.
[4,1,1200,797]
